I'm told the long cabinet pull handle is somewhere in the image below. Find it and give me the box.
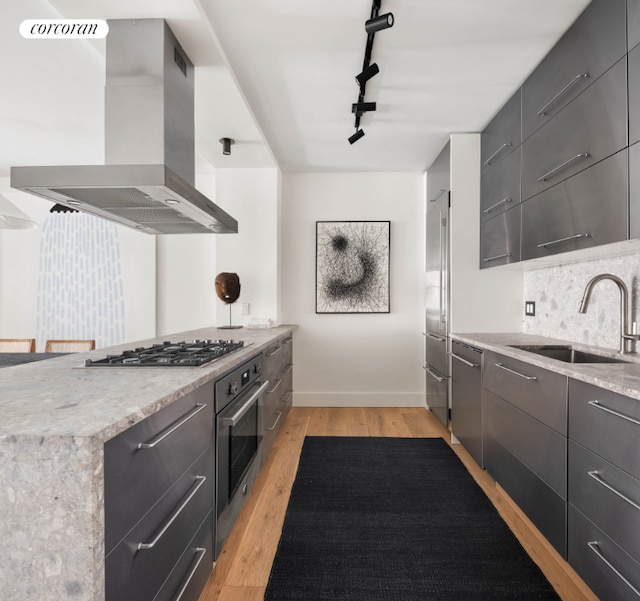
[483,197,512,214]
[222,380,270,427]
[282,337,293,345]
[282,362,294,374]
[537,153,590,182]
[588,471,640,512]
[483,143,512,166]
[283,390,293,404]
[138,476,206,550]
[537,73,589,116]
[266,345,282,357]
[588,400,640,427]
[495,362,537,381]
[483,253,511,263]
[422,365,446,383]
[266,411,283,431]
[173,547,207,601]
[451,353,479,368]
[429,189,447,203]
[137,403,207,450]
[537,233,590,249]
[266,378,282,394]
[587,542,640,598]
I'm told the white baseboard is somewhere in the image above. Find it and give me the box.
[293,392,426,408]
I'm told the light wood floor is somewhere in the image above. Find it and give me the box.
[199,407,598,601]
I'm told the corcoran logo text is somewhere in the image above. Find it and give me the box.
[20,19,109,39]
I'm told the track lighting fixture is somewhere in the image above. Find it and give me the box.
[352,102,377,114]
[219,137,235,155]
[355,63,379,87]
[348,129,365,145]
[347,0,394,144]
[365,13,394,34]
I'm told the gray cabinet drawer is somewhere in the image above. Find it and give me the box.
[568,505,640,601]
[105,449,213,601]
[481,88,521,172]
[483,351,567,433]
[522,57,627,201]
[521,149,628,261]
[484,434,566,557]
[630,45,640,146]
[479,204,521,268]
[568,379,640,482]
[630,0,640,51]
[569,440,640,563]
[485,390,566,496]
[104,383,213,553]
[521,0,627,140]
[425,331,448,376]
[480,147,521,222]
[451,341,483,467]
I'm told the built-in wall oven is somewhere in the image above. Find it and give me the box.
[214,353,269,558]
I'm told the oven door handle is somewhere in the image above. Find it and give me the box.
[221,380,270,427]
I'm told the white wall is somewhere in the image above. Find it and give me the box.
[281,172,425,407]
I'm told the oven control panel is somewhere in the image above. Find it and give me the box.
[215,353,263,413]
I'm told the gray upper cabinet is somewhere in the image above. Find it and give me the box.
[629,0,640,51]
[521,57,628,202]
[480,147,520,222]
[479,204,521,268]
[521,150,628,260]
[521,0,626,141]
[481,89,521,171]
[629,44,640,146]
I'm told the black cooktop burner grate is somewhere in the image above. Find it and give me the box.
[85,339,245,367]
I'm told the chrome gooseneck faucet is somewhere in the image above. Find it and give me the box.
[579,273,639,353]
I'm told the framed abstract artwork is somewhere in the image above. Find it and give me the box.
[316,221,390,313]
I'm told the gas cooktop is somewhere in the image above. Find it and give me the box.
[84,339,246,367]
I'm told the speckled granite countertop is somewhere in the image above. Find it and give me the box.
[452,332,640,402]
[0,325,296,601]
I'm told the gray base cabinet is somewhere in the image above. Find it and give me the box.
[450,341,483,466]
[567,379,640,599]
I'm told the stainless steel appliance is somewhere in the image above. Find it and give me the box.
[11,19,237,235]
[214,354,269,558]
[424,142,450,427]
[84,339,246,367]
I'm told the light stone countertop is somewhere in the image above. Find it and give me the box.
[452,332,640,402]
[0,325,296,601]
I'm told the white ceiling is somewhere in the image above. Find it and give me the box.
[1,0,591,178]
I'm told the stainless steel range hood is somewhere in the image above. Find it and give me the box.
[11,19,237,234]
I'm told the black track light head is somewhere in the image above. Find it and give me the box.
[348,129,365,144]
[355,63,379,87]
[219,137,235,155]
[352,102,377,115]
[365,12,394,34]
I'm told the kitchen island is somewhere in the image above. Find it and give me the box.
[0,325,296,601]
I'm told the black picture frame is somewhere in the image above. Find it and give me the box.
[315,220,390,314]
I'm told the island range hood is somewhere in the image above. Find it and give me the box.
[11,19,237,234]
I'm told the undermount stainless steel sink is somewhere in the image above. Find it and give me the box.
[507,345,629,364]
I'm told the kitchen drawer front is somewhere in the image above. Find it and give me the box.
[569,440,640,562]
[521,57,627,201]
[568,379,640,482]
[483,351,567,433]
[630,0,640,51]
[568,505,640,601]
[264,340,285,381]
[479,204,521,268]
[630,45,640,146]
[425,331,449,376]
[480,147,521,222]
[481,88,521,172]
[484,434,566,557]
[105,449,213,601]
[154,511,213,601]
[521,0,626,140]
[521,149,628,261]
[485,390,566,497]
[104,383,213,553]
[451,341,483,467]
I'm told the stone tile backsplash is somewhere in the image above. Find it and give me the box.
[523,251,640,351]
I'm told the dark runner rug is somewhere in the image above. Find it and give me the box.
[265,436,561,601]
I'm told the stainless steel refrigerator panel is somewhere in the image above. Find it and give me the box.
[424,331,449,378]
[425,192,448,336]
[424,363,448,428]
